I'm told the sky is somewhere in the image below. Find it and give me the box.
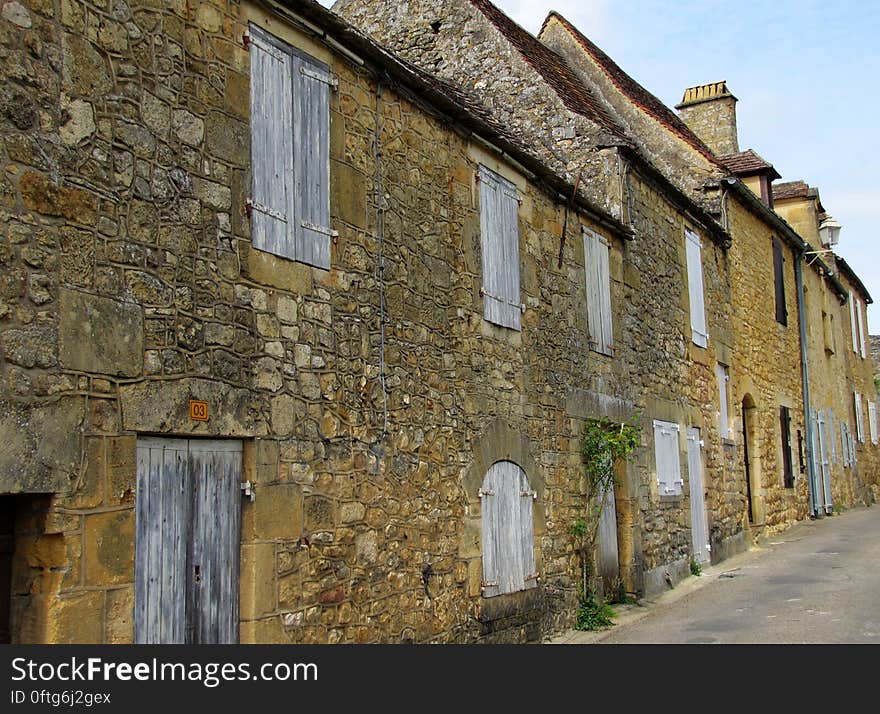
[318,1,880,332]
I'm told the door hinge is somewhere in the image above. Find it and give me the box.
[241,481,255,502]
[478,488,495,498]
[521,490,537,500]
[300,65,338,90]
[480,580,498,590]
[524,572,540,582]
[301,220,339,238]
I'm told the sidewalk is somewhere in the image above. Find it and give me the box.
[546,522,809,644]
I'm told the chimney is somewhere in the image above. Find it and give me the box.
[675,81,739,156]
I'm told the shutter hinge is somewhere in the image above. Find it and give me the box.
[246,198,287,223]
[478,489,495,498]
[301,66,338,91]
[521,490,537,500]
[243,31,250,49]
[481,580,498,590]
[240,481,255,502]
[524,573,540,582]
[301,221,339,238]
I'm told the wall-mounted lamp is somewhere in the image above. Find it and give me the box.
[818,215,841,248]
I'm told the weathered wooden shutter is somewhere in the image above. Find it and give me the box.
[653,420,682,496]
[188,441,242,644]
[828,409,836,464]
[596,473,619,585]
[250,29,295,261]
[817,411,832,512]
[583,228,613,355]
[780,406,793,487]
[135,438,190,644]
[856,298,867,359]
[480,461,535,597]
[854,392,865,443]
[135,438,242,644]
[479,166,521,331]
[841,422,850,468]
[685,230,708,348]
[686,427,710,564]
[809,410,824,511]
[292,52,332,269]
[869,401,878,445]
[772,237,787,325]
[716,363,730,439]
[849,292,859,353]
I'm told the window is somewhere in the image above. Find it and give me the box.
[249,25,333,269]
[856,297,867,359]
[780,406,794,488]
[685,230,708,348]
[716,363,730,439]
[855,392,865,443]
[653,420,682,496]
[869,401,878,445]
[583,228,613,355]
[841,422,850,468]
[828,410,837,465]
[478,165,521,330]
[772,237,787,326]
[479,461,536,597]
[849,291,867,358]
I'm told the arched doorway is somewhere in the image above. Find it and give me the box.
[741,395,762,525]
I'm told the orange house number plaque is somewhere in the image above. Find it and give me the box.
[189,400,209,422]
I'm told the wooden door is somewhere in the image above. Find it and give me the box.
[0,497,13,644]
[135,438,242,644]
[596,477,620,589]
[687,428,710,564]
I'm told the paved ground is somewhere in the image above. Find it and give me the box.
[549,505,880,644]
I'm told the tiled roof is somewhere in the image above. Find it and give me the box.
[772,181,811,201]
[467,0,629,141]
[720,150,781,179]
[541,11,726,170]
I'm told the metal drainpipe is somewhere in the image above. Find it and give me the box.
[795,251,819,517]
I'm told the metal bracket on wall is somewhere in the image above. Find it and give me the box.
[240,481,255,502]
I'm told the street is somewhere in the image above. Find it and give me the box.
[561,505,880,644]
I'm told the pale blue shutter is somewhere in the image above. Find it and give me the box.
[480,461,535,597]
[293,52,332,269]
[479,166,521,331]
[654,421,682,496]
[855,393,864,443]
[828,410,836,464]
[583,229,613,355]
[250,29,294,260]
[686,230,708,348]
[850,291,859,353]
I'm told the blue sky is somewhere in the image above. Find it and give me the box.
[320,0,880,332]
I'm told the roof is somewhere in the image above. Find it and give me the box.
[719,150,781,180]
[466,0,629,142]
[271,1,631,237]
[836,256,873,304]
[540,12,727,170]
[773,181,810,201]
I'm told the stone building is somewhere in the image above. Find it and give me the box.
[0,0,876,645]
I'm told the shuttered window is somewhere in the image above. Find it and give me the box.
[249,25,332,269]
[849,291,859,354]
[869,401,878,445]
[716,363,730,439]
[856,297,867,359]
[855,392,865,443]
[828,410,837,465]
[583,228,613,355]
[780,406,794,488]
[479,165,521,330]
[653,420,682,496]
[480,461,537,597]
[685,230,708,348]
[841,422,850,468]
[772,237,787,326]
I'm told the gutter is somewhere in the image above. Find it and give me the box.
[725,180,848,303]
[259,0,633,242]
[794,253,820,517]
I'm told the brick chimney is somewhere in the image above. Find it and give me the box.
[675,81,739,156]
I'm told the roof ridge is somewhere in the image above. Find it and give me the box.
[466,0,630,141]
[543,10,728,171]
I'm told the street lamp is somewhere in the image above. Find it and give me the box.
[818,215,841,248]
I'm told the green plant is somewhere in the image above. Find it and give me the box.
[574,591,615,631]
[571,417,641,597]
[689,557,702,577]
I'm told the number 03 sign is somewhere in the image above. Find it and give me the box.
[189,400,209,422]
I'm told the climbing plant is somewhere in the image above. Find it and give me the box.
[570,416,641,629]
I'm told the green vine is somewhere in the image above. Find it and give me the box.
[571,417,641,630]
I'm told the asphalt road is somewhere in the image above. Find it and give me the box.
[593,506,880,644]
